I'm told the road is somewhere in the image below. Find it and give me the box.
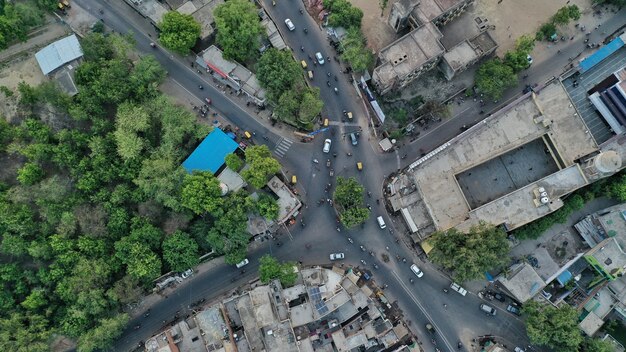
[75,1,623,351]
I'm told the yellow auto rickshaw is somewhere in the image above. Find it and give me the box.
[301,60,307,69]
[347,111,353,120]
[308,70,314,79]
[291,175,297,184]
[323,118,329,127]
[357,162,363,171]
[244,131,252,139]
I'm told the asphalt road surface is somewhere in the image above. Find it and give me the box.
[75,1,625,351]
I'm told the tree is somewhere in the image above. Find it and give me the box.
[515,35,536,54]
[259,254,298,287]
[77,313,129,352]
[241,145,281,188]
[475,58,517,100]
[16,162,44,185]
[581,337,614,352]
[114,239,162,282]
[324,0,363,29]
[162,231,200,272]
[503,50,531,73]
[523,301,583,352]
[341,27,374,72]
[158,11,200,55]
[299,87,324,123]
[333,177,369,227]
[536,22,557,41]
[214,0,264,62]
[134,151,186,211]
[257,48,303,103]
[225,153,244,171]
[429,222,509,282]
[256,194,279,220]
[0,313,52,352]
[180,171,223,215]
[552,5,580,26]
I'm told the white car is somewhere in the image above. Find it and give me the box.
[315,52,325,65]
[236,258,249,268]
[181,269,193,279]
[330,253,345,260]
[285,19,295,31]
[323,139,332,153]
[410,264,424,278]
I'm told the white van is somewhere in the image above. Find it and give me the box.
[450,282,467,296]
[236,258,249,268]
[376,216,386,229]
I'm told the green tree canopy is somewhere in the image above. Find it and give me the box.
[299,87,324,123]
[214,0,264,62]
[225,153,244,171]
[256,194,279,220]
[341,27,374,72]
[77,314,130,352]
[180,171,224,215]
[475,58,517,100]
[429,222,509,282]
[523,301,583,352]
[158,11,201,55]
[503,50,531,73]
[162,231,200,272]
[259,254,298,287]
[241,145,281,188]
[515,35,536,55]
[333,177,369,227]
[257,48,303,103]
[324,0,363,29]
[581,337,614,352]
[16,162,44,185]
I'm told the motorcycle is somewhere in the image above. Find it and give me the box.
[360,245,366,251]
[443,288,449,293]
[360,259,367,265]
[347,237,353,243]
[373,263,379,269]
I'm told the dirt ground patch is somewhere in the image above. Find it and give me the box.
[347,0,398,52]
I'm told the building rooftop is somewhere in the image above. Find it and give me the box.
[412,0,466,23]
[497,263,546,303]
[35,34,83,76]
[266,176,302,223]
[181,128,239,174]
[406,81,598,233]
[442,31,497,72]
[373,22,444,89]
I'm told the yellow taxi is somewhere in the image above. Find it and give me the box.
[244,131,252,139]
[357,162,363,171]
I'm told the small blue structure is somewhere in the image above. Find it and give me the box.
[182,128,239,174]
[556,270,573,286]
[579,35,625,73]
[35,34,83,76]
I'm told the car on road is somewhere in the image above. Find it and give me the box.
[284,19,295,31]
[506,304,521,316]
[514,347,525,352]
[480,303,497,316]
[323,139,332,153]
[410,264,424,278]
[356,161,363,171]
[329,253,345,260]
[181,269,193,279]
[376,216,386,229]
[236,258,249,268]
[300,60,307,69]
[450,282,467,296]
[350,133,358,146]
[315,52,325,65]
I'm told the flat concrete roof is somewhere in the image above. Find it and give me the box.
[267,176,302,223]
[586,237,626,278]
[373,22,444,88]
[236,295,265,351]
[497,263,545,303]
[250,285,276,327]
[442,31,497,71]
[194,307,226,350]
[412,0,466,23]
[408,81,598,232]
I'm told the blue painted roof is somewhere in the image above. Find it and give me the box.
[557,270,573,286]
[182,128,238,174]
[35,34,83,75]
[579,36,625,73]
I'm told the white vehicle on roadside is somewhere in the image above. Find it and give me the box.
[450,282,467,296]
[181,269,194,279]
[329,253,345,260]
[323,139,332,153]
[236,258,249,268]
[410,264,424,278]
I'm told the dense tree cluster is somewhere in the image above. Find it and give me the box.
[333,177,370,228]
[259,255,298,287]
[0,32,259,351]
[214,0,265,63]
[536,5,581,40]
[323,0,363,29]
[257,48,323,129]
[0,1,47,49]
[429,222,509,282]
[522,301,583,352]
[158,11,201,54]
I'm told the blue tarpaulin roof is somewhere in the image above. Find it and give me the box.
[182,128,239,174]
[557,270,573,286]
[579,36,625,73]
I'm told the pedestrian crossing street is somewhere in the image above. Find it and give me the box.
[273,137,293,158]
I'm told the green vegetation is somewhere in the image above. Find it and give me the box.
[475,35,535,100]
[259,254,298,287]
[333,177,370,228]
[514,172,626,240]
[536,5,581,40]
[257,48,323,129]
[340,28,374,73]
[324,0,364,28]
[241,145,281,189]
[0,32,264,351]
[429,222,509,282]
[0,1,47,50]
[225,153,244,171]
[158,11,201,54]
[522,301,583,352]
[214,0,265,62]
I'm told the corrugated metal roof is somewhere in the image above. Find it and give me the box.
[579,36,625,73]
[35,34,83,76]
[182,128,239,174]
